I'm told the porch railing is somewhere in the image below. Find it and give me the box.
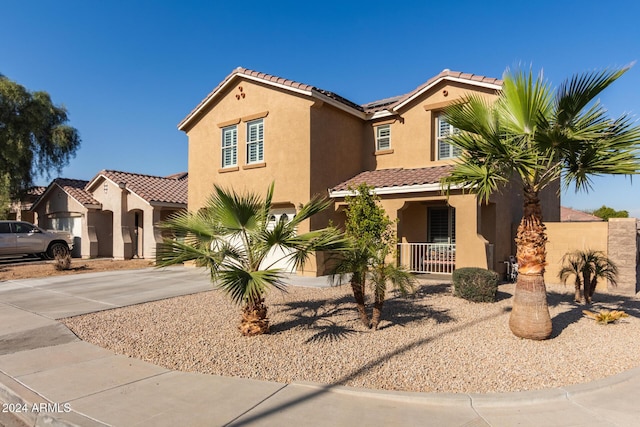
[397,243,456,274]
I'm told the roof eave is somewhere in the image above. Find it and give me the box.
[329,183,466,198]
[149,201,187,208]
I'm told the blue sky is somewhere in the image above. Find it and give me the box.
[2,1,640,216]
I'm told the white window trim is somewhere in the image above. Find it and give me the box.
[221,125,238,168]
[436,115,461,160]
[375,124,391,151]
[246,119,264,164]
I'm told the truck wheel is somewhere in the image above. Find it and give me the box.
[47,242,70,260]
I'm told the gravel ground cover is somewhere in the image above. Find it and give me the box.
[62,279,640,394]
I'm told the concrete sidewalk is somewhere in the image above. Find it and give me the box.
[0,267,638,426]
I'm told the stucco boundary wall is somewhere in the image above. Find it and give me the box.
[543,219,639,296]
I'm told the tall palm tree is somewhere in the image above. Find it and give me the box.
[443,66,640,340]
[559,250,618,304]
[156,183,347,336]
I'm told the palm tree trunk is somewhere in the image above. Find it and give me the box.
[370,288,385,330]
[574,276,583,303]
[240,299,269,336]
[351,273,369,327]
[589,277,598,299]
[509,189,553,340]
[583,271,593,304]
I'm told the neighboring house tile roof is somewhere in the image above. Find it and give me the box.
[98,170,188,205]
[31,178,100,210]
[54,178,101,206]
[331,165,455,192]
[561,207,603,222]
[179,67,503,130]
[27,186,47,197]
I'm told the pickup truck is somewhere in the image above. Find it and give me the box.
[0,220,74,259]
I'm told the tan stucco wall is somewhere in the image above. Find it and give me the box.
[364,82,498,171]
[544,221,609,287]
[186,79,315,217]
[33,187,86,224]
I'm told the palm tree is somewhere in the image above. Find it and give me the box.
[156,183,347,336]
[443,66,640,340]
[560,250,618,304]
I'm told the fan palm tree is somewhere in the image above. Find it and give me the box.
[443,66,640,340]
[156,183,347,336]
[559,250,618,304]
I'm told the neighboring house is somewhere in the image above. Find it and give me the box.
[8,186,46,223]
[560,206,603,222]
[31,171,187,259]
[179,67,560,276]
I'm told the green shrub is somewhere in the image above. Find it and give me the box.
[452,267,499,302]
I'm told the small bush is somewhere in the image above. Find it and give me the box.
[452,267,499,302]
[54,254,72,271]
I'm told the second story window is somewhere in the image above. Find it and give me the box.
[436,115,461,160]
[376,124,391,151]
[246,119,264,164]
[221,125,237,168]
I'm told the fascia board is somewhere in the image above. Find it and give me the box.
[329,183,466,198]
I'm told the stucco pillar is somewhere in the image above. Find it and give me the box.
[448,195,490,269]
[113,186,133,260]
[82,211,99,258]
[146,208,160,261]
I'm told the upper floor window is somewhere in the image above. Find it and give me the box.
[375,124,391,151]
[436,115,461,160]
[246,119,264,164]
[221,125,238,168]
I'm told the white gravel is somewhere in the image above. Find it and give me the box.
[62,279,640,394]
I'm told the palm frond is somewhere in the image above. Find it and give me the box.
[216,266,286,307]
[555,67,631,127]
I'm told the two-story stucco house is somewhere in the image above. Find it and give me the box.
[179,67,559,276]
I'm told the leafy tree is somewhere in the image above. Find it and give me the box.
[156,183,347,336]
[0,175,11,219]
[331,183,414,329]
[559,250,618,304]
[591,205,629,220]
[0,74,80,199]
[443,66,640,340]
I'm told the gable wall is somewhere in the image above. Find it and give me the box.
[32,186,87,228]
[186,79,314,219]
[364,82,498,171]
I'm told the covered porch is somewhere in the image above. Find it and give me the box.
[329,167,495,275]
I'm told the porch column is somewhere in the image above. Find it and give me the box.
[448,194,490,269]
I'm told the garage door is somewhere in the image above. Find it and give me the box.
[260,209,296,273]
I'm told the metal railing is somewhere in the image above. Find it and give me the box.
[397,243,456,274]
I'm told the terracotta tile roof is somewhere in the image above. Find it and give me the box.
[561,207,604,222]
[331,165,455,192]
[53,178,100,206]
[99,170,188,205]
[27,186,46,197]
